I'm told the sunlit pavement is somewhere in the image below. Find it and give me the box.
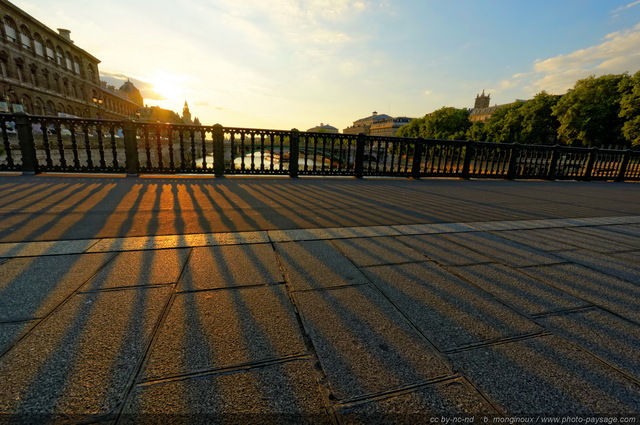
[1,174,640,423]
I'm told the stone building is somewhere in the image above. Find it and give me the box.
[307,123,339,133]
[0,0,143,118]
[343,111,392,135]
[370,117,412,137]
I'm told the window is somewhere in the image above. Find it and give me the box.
[3,18,17,43]
[73,56,80,74]
[56,47,64,66]
[19,26,31,50]
[33,34,44,56]
[45,41,55,61]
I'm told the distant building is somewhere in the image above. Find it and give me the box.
[343,111,392,135]
[370,117,413,137]
[137,105,182,124]
[0,0,143,118]
[307,123,339,133]
[468,91,525,122]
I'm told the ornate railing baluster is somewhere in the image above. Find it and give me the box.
[168,127,175,171]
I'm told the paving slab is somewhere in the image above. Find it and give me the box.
[330,237,427,267]
[521,263,640,324]
[0,286,171,420]
[275,240,370,291]
[541,228,638,252]
[555,250,640,284]
[487,228,585,251]
[592,223,640,238]
[178,244,283,291]
[363,262,542,351]
[0,253,113,322]
[396,234,494,266]
[338,378,498,423]
[569,226,640,248]
[446,263,590,316]
[123,360,331,424]
[82,248,190,291]
[438,232,565,267]
[539,309,640,381]
[293,285,452,400]
[268,226,400,242]
[391,222,478,235]
[142,285,307,381]
[0,322,34,354]
[0,239,98,258]
[450,335,640,416]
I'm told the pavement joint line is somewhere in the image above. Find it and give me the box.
[442,331,553,355]
[0,214,639,259]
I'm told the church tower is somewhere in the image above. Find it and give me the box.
[474,90,490,109]
[182,101,192,125]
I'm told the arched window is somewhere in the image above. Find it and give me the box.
[0,50,8,78]
[29,63,38,86]
[45,100,55,115]
[65,51,73,71]
[73,55,80,74]
[14,58,24,82]
[33,33,44,56]
[87,64,95,83]
[42,68,49,89]
[71,82,77,98]
[55,46,64,66]
[19,26,31,50]
[21,94,32,113]
[3,17,17,43]
[34,97,45,115]
[45,40,55,61]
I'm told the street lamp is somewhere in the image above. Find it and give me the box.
[2,85,16,113]
[92,96,103,118]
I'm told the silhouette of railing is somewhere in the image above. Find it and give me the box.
[1,113,639,181]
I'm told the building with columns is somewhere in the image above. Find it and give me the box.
[0,0,143,118]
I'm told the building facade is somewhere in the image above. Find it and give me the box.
[343,111,393,135]
[307,123,339,133]
[370,117,412,137]
[0,0,143,119]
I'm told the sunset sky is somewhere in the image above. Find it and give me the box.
[13,0,640,131]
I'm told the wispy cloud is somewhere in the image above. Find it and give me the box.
[611,0,640,14]
[499,23,640,95]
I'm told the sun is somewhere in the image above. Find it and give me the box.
[149,71,186,102]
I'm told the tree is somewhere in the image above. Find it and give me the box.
[396,118,422,138]
[466,121,487,141]
[421,107,471,140]
[619,70,640,147]
[484,101,525,143]
[553,74,629,148]
[519,91,561,145]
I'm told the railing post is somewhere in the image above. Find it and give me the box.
[461,140,475,180]
[289,128,299,178]
[584,147,598,181]
[615,149,632,182]
[506,142,519,180]
[547,144,561,180]
[411,137,425,179]
[123,119,139,177]
[15,112,39,175]
[212,124,225,177]
[354,133,366,178]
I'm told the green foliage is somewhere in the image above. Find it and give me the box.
[519,91,561,145]
[484,101,525,143]
[466,121,487,141]
[619,70,640,146]
[397,107,470,140]
[553,74,629,147]
[396,118,422,138]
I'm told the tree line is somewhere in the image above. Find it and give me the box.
[397,71,640,149]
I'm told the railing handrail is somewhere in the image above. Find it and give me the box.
[1,112,638,181]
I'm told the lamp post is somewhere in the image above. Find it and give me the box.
[92,96,103,119]
[2,85,15,113]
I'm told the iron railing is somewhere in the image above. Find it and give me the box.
[1,113,639,181]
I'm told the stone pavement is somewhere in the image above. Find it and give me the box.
[0,174,640,423]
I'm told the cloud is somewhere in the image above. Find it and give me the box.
[611,0,640,14]
[496,23,640,96]
[423,90,432,96]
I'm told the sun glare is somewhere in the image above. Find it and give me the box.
[149,72,187,103]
